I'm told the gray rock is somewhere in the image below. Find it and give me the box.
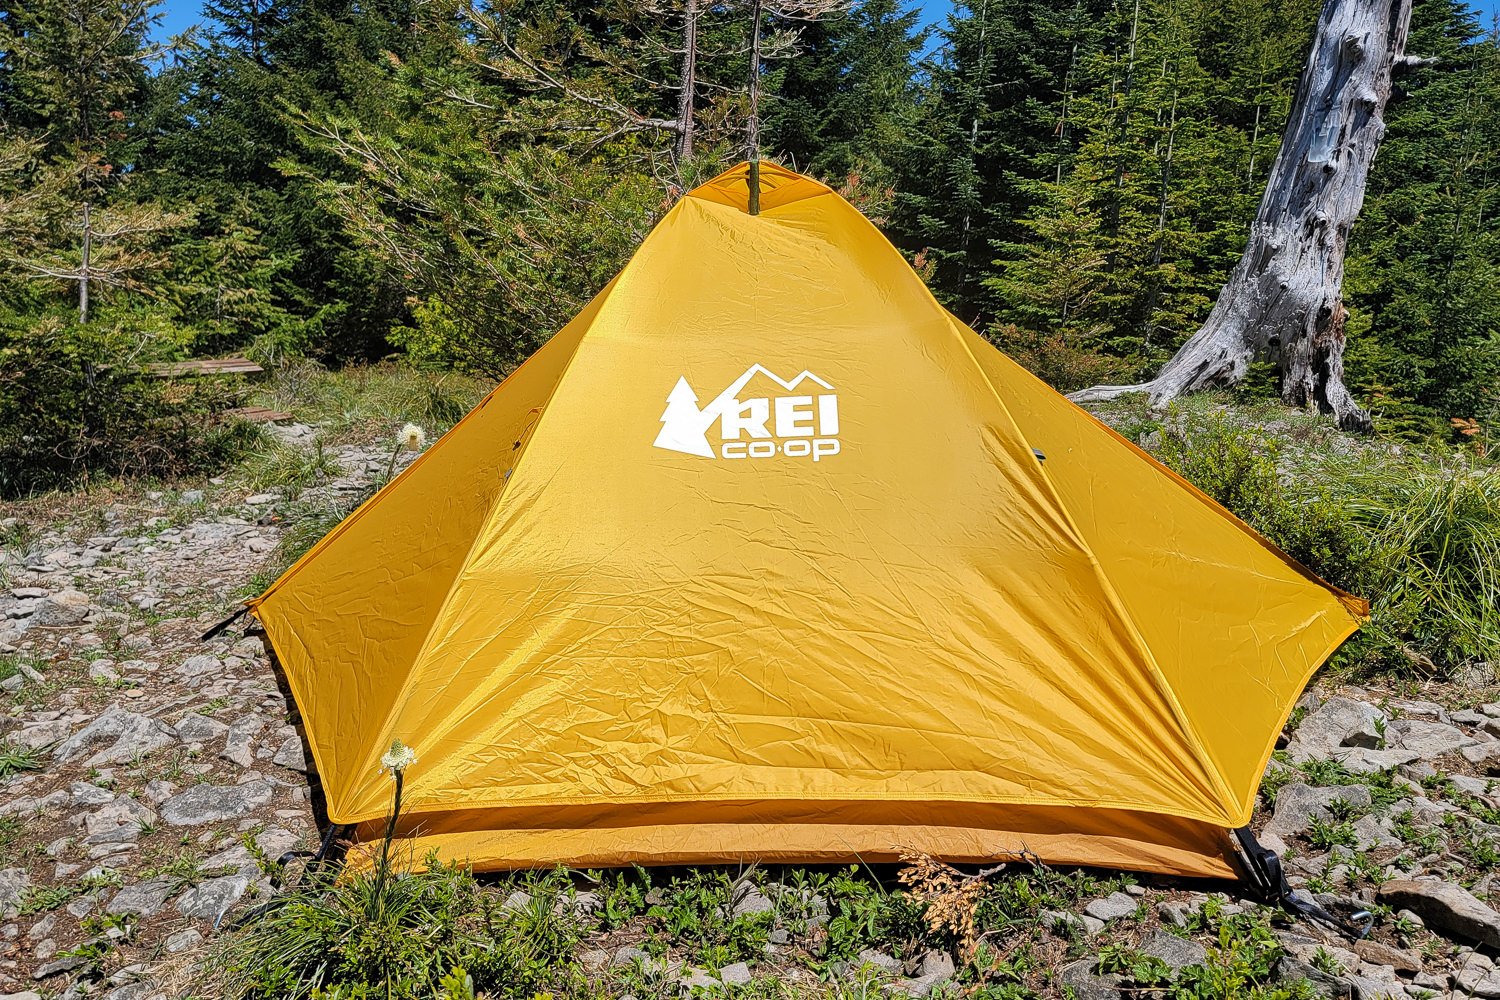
[1351,939,1420,973]
[271,735,309,771]
[1157,901,1191,927]
[164,929,204,953]
[180,490,204,505]
[1385,719,1476,759]
[32,953,88,980]
[107,879,177,916]
[718,962,751,985]
[1058,959,1123,999]
[1084,891,1137,922]
[7,719,72,751]
[69,781,114,807]
[1328,748,1421,774]
[221,716,265,768]
[174,713,228,743]
[1140,928,1206,971]
[857,948,903,973]
[1340,976,1403,999]
[176,875,250,920]
[29,589,91,627]
[83,799,156,844]
[1275,956,1350,998]
[918,950,955,979]
[1377,879,1500,947]
[732,884,773,917]
[0,868,31,918]
[580,949,609,970]
[1041,908,1088,934]
[1351,815,1402,850]
[897,972,952,997]
[176,655,223,686]
[159,781,274,826]
[1292,697,1386,752]
[612,945,650,967]
[1266,784,1373,838]
[1464,742,1500,773]
[53,707,176,766]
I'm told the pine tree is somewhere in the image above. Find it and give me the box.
[1344,0,1500,435]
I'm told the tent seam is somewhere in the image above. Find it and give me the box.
[945,321,1239,824]
[344,249,662,799]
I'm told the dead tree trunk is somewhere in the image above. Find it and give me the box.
[674,0,699,164]
[1070,0,1415,431]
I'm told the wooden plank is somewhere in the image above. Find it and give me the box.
[146,357,264,378]
[225,406,294,423]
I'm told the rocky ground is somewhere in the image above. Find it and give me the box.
[2,418,1500,999]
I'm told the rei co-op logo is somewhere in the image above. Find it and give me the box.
[653,364,841,461]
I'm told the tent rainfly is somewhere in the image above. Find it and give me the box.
[249,162,1367,882]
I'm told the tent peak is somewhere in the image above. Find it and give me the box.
[688,161,833,214]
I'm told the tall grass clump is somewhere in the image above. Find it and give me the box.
[1146,407,1500,678]
[201,748,583,1000]
[1332,456,1500,673]
[252,360,487,442]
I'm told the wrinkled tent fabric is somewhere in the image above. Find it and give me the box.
[250,162,1367,878]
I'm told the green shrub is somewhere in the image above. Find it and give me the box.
[203,860,583,1000]
[1144,407,1500,677]
[0,320,261,497]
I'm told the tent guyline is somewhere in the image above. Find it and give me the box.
[238,161,1366,910]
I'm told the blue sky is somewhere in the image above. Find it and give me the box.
[152,0,1499,47]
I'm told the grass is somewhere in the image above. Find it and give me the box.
[1126,398,1500,679]
[239,440,342,498]
[0,743,43,779]
[248,360,489,444]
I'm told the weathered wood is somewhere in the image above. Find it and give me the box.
[1071,0,1414,432]
[224,406,293,423]
[146,357,264,378]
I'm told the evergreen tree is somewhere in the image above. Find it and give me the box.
[1345,0,1500,436]
[763,0,926,195]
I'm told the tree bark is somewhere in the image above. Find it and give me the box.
[1069,0,1414,432]
[674,0,699,165]
[79,200,92,325]
[746,0,764,215]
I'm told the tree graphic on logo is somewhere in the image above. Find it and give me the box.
[655,377,716,457]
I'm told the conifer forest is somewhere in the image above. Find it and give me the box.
[1,0,1498,488]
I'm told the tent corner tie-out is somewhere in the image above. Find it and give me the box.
[234,159,1368,905]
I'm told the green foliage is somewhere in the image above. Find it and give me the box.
[645,869,773,968]
[0,321,262,497]
[1142,403,1500,677]
[0,743,43,780]
[205,861,583,1000]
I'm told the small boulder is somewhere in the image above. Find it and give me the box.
[159,781,275,826]
[1291,698,1385,753]
[1083,892,1136,922]
[176,875,250,921]
[53,707,176,766]
[1139,929,1206,971]
[1384,719,1476,760]
[1377,879,1500,947]
[1266,784,1372,839]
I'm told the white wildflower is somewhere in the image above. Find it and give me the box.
[380,739,417,775]
[398,423,427,452]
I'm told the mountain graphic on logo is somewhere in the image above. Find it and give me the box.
[655,365,833,457]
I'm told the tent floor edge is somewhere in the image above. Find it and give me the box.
[1230,826,1373,940]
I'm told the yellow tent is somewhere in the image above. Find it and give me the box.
[250,162,1366,879]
